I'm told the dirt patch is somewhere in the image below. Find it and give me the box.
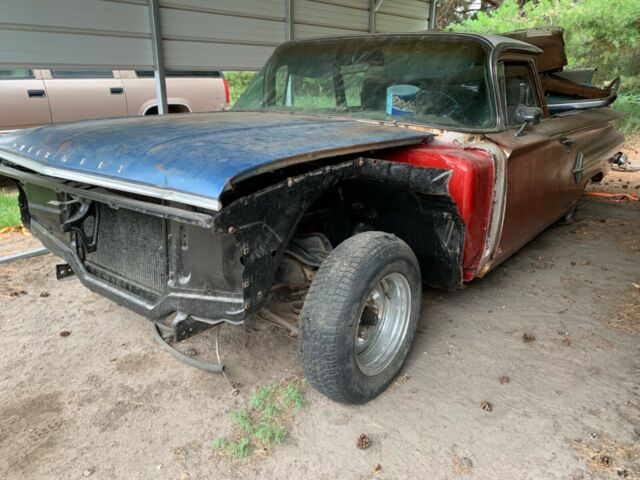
[0,166,638,479]
[573,434,640,479]
[452,454,474,476]
[601,288,640,335]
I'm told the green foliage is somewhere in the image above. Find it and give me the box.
[0,190,21,229]
[449,0,640,134]
[250,383,279,411]
[229,409,253,434]
[614,93,640,136]
[282,383,306,410]
[212,378,306,460]
[253,422,287,445]
[450,0,640,85]
[224,71,257,105]
[211,437,251,459]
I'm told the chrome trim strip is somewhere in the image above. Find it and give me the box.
[0,163,215,228]
[0,148,222,212]
[472,140,509,276]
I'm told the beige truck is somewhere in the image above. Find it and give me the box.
[0,69,229,131]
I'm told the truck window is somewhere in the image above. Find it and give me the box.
[500,62,540,126]
[134,71,223,78]
[0,69,34,79]
[235,37,495,130]
[51,70,114,78]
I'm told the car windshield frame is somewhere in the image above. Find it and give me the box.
[234,34,498,132]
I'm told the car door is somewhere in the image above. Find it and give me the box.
[489,58,578,265]
[0,69,52,131]
[43,70,127,123]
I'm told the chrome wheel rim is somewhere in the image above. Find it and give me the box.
[355,272,412,376]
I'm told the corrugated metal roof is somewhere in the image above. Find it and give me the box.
[0,0,432,70]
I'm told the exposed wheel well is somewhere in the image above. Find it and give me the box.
[144,104,190,115]
[291,179,465,290]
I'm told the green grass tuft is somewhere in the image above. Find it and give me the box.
[212,437,251,459]
[0,190,21,229]
[212,378,306,460]
[253,422,286,445]
[249,383,279,411]
[281,383,306,410]
[229,409,253,434]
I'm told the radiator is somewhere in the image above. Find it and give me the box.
[84,204,166,300]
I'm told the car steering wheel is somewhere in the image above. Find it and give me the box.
[416,89,465,121]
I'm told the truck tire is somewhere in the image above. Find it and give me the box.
[299,231,422,404]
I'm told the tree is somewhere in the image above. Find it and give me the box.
[448,0,640,88]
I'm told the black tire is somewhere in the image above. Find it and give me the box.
[299,231,422,404]
[559,203,578,225]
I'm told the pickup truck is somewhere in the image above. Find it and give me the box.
[0,69,229,132]
[0,31,624,404]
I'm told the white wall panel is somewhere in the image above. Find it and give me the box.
[375,12,427,33]
[378,0,428,19]
[293,23,363,39]
[293,0,368,31]
[163,40,276,70]
[160,8,284,45]
[0,29,151,69]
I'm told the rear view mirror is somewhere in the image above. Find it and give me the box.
[515,106,542,137]
[515,106,542,125]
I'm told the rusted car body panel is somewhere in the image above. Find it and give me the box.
[0,32,625,338]
[487,108,624,266]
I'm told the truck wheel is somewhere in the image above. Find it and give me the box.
[299,231,421,404]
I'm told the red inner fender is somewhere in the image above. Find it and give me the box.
[382,145,495,281]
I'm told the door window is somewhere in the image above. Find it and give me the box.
[51,70,114,78]
[0,69,33,79]
[499,62,540,126]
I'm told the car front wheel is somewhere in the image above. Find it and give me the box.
[299,231,422,404]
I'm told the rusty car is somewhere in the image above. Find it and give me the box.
[0,30,624,403]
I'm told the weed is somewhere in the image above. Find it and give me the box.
[212,377,306,461]
[261,402,280,419]
[250,383,279,411]
[229,409,253,434]
[282,383,305,410]
[253,422,286,445]
[212,437,251,459]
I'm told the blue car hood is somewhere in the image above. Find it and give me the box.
[0,111,429,210]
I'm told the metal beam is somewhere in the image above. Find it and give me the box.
[148,0,168,115]
[0,247,48,265]
[428,0,438,30]
[285,0,293,41]
[368,0,376,33]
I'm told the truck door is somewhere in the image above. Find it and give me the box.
[490,59,578,265]
[0,69,52,131]
[43,70,127,123]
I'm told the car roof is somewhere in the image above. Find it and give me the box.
[282,31,543,55]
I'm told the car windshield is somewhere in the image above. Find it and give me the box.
[234,35,495,130]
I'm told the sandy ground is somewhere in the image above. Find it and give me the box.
[0,168,639,480]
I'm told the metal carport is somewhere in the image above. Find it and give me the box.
[0,0,437,113]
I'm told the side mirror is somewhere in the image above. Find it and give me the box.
[514,106,542,137]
